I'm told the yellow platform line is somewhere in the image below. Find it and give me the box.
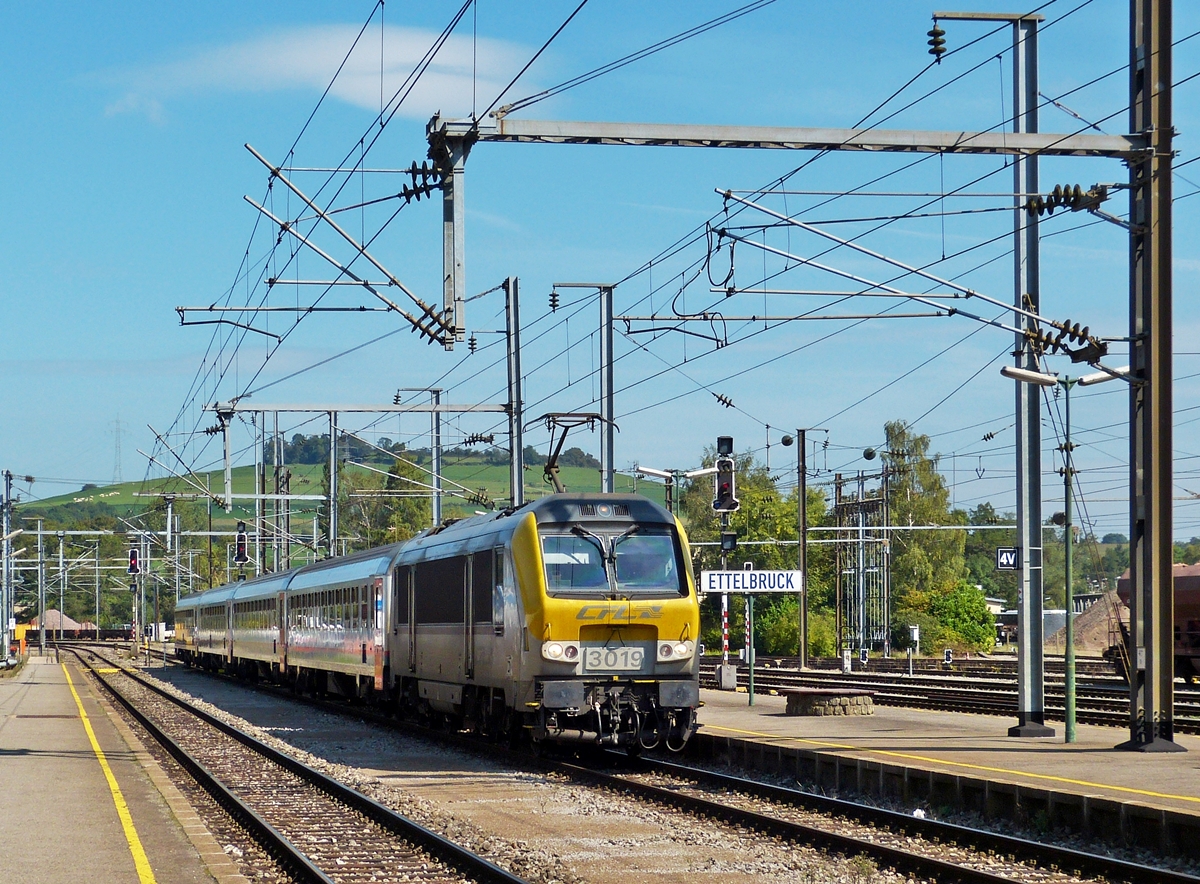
[705,723,1200,807]
[63,663,158,884]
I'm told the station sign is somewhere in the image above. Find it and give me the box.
[699,570,803,593]
[995,547,1020,571]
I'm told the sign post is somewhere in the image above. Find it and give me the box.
[700,571,803,706]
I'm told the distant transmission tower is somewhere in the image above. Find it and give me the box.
[111,415,127,485]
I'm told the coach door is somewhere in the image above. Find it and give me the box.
[464,557,475,680]
[372,576,384,690]
[226,599,234,664]
[277,591,287,666]
[406,566,416,672]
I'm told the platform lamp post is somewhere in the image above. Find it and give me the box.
[781,428,827,670]
[1001,364,1126,743]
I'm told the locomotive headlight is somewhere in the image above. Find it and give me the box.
[542,641,579,662]
[658,640,695,661]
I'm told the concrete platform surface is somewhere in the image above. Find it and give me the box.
[697,687,1200,816]
[0,654,219,884]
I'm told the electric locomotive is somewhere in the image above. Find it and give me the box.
[176,493,701,751]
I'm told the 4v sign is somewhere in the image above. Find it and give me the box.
[995,547,1020,571]
[699,570,803,593]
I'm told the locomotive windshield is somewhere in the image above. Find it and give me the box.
[541,527,685,597]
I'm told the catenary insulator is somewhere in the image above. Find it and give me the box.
[927,25,946,60]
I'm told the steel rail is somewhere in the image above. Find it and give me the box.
[66,649,335,884]
[547,757,1068,884]
[698,664,1200,732]
[72,648,530,884]
[139,645,1200,883]
[629,757,1200,884]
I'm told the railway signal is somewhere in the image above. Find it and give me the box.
[127,546,140,575]
[234,521,249,565]
[713,456,739,512]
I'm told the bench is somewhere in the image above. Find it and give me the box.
[781,688,874,716]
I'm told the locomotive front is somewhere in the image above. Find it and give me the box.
[513,494,700,751]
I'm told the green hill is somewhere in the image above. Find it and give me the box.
[18,459,666,528]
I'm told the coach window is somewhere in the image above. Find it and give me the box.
[393,567,409,631]
[494,552,512,635]
[491,551,505,635]
[471,551,493,625]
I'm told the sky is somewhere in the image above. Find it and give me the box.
[2,0,1199,539]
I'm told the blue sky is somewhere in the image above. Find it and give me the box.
[3,0,1198,538]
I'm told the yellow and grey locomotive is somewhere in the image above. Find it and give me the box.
[176,493,700,751]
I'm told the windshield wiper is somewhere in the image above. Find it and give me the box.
[570,525,617,596]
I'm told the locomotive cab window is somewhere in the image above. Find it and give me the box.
[541,528,686,597]
[614,533,683,593]
[541,535,608,594]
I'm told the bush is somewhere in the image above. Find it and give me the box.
[931,582,995,652]
[891,609,945,654]
[807,609,837,658]
[757,595,799,655]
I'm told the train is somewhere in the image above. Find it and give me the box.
[175,493,701,752]
[1115,563,1200,679]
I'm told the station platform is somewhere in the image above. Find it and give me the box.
[0,653,242,884]
[693,687,1200,856]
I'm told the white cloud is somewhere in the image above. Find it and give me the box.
[98,24,530,121]
[104,92,164,123]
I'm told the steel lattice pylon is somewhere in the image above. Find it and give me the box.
[834,470,890,656]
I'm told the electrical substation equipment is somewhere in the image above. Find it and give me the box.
[234,521,249,565]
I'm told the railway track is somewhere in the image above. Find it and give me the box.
[700,662,1200,733]
[67,647,528,884]
[788,655,1123,680]
[99,646,1200,884]
[596,757,1200,884]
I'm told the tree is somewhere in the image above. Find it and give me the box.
[558,447,600,469]
[929,582,996,651]
[962,502,1017,606]
[1175,537,1200,565]
[676,449,832,656]
[385,459,433,542]
[883,420,967,609]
